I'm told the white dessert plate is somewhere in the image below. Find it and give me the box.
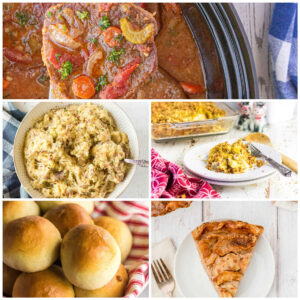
[175,230,275,297]
[189,171,276,186]
[13,101,138,199]
[183,140,281,182]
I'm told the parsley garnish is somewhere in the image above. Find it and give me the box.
[76,10,89,20]
[88,38,97,45]
[107,48,125,65]
[55,53,61,62]
[99,16,111,30]
[95,74,108,92]
[58,61,73,79]
[47,11,53,18]
[114,34,123,42]
[16,11,28,27]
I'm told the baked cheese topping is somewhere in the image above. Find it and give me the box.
[206,139,265,174]
[151,102,225,124]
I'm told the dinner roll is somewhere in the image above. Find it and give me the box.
[12,266,75,297]
[94,216,133,262]
[37,201,94,214]
[61,224,121,290]
[3,201,40,227]
[75,264,128,297]
[44,203,94,237]
[3,216,61,272]
[3,263,21,296]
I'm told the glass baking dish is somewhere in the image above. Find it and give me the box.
[151,102,238,141]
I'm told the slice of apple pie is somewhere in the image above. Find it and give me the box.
[192,220,264,297]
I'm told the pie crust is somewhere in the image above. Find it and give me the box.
[151,201,192,217]
[192,220,264,297]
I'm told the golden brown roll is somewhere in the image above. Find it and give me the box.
[75,264,128,297]
[44,203,94,237]
[3,201,40,227]
[36,201,94,214]
[94,216,133,262]
[3,216,61,272]
[3,263,21,296]
[61,224,121,290]
[12,266,75,297]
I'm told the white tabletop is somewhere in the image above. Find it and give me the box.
[151,201,297,297]
[151,116,298,200]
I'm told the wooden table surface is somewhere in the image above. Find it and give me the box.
[151,201,297,297]
[234,3,275,99]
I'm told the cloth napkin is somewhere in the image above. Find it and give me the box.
[3,103,23,198]
[151,148,220,199]
[269,3,298,98]
[93,201,149,298]
[151,238,182,297]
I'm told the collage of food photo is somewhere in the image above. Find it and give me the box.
[1,1,298,299]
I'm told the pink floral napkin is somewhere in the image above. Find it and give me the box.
[151,148,220,199]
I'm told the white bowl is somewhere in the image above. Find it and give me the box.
[13,101,139,199]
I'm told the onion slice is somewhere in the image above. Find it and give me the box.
[86,50,103,77]
[48,24,82,50]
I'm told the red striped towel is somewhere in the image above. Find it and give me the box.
[93,201,149,298]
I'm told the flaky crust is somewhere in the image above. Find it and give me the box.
[192,220,264,297]
[151,201,192,217]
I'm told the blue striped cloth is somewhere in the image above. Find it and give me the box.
[3,103,23,198]
[269,3,298,99]
[3,103,31,198]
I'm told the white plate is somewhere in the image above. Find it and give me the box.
[175,231,275,297]
[187,171,276,186]
[13,101,138,199]
[184,140,281,182]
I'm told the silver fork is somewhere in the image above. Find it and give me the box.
[124,159,149,167]
[249,143,292,177]
[151,258,175,297]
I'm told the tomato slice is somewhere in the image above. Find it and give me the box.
[49,47,84,69]
[100,59,140,99]
[114,58,140,85]
[102,27,122,47]
[99,3,112,12]
[4,48,32,64]
[164,3,181,14]
[180,82,205,95]
[72,75,95,99]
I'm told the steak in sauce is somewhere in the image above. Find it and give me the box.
[42,3,158,99]
[3,3,207,99]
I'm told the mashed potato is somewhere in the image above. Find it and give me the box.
[24,103,130,198]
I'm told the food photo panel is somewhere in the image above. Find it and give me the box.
[151,200,297,297]
[151,102,298,200]
[3,2,297,99]
[3,101,149,199]
[3,200,149,297]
